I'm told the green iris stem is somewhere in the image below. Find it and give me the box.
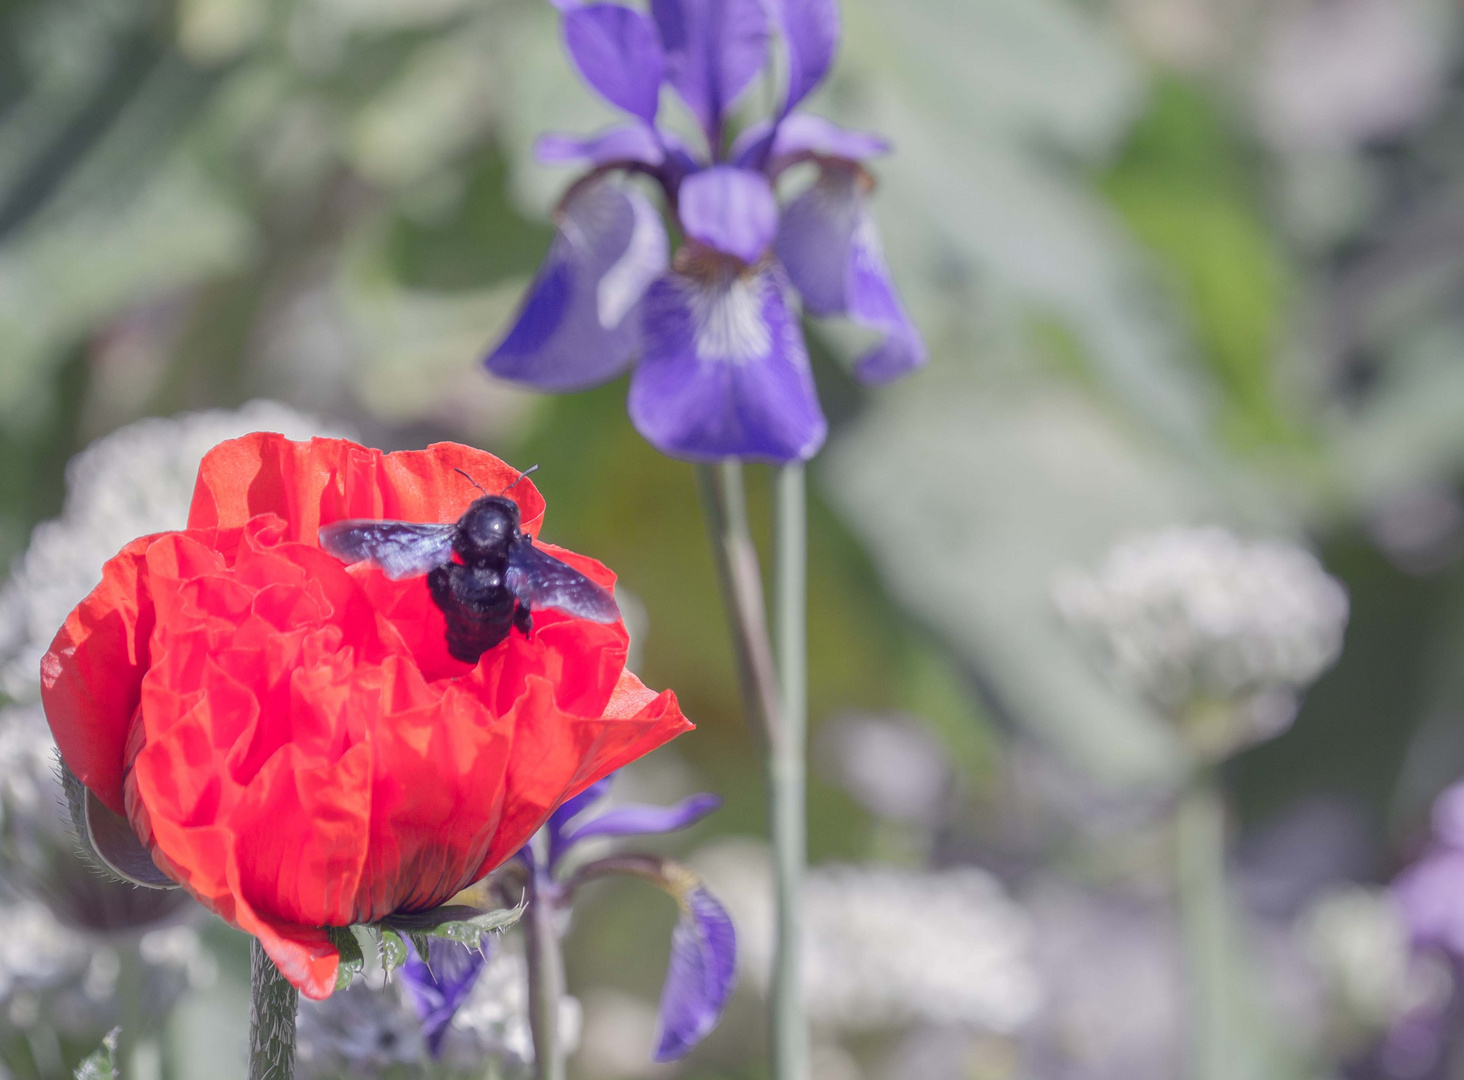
[248,939,297,1080]
[693,462,781,750]
[771,464,809,1080]
[694,460,809,1080]
[1174,775,1231,1080]
[526,868,567,1080]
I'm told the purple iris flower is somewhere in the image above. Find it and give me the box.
[484,0,926,464]
[400,937,490,1058]
[540,776,735,1062]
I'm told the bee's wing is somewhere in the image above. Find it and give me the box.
[505,541,621,623]
[318,520,457,580]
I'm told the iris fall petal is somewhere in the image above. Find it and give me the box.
[629,258,826,462]
[485,180,668,391]
[775,164,926,383]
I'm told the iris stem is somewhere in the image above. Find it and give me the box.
[526,866,567,1080]
[247,939,297,1080]
[693,462,781,748]
[771,464,808,1080]
[694,461,808,1080]
[1174,776,1231,1080]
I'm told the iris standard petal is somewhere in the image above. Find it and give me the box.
[561,793,721,848]
[650,0,768,140]
[401,938,488,1058]
[775,164,926,384]
[563,4,666,122]
[677,167,778,264]
[485,180,668,391]
[629,256,827,462]
[770,0,840,115]
[536,125,665,169]
[654,883,737,1061]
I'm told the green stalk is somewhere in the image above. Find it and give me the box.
[693,462,781,747]
[247,940,297,1080]
[525,867,566,1080]
[1174,776,1230,1080]
[771,465,808,1080]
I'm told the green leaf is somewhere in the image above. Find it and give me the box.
[328,926,365,992]
[379,899,525,950]
[378,928,408,976]
[74,1028,119,1080]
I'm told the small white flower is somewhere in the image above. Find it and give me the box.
[1053,526,1348,754]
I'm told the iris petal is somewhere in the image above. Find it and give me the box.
[562,4,666,122]
[536,125,665,169]
[485,180,668,391]
[775,164,926,384]
[401,938,488,1058]
[678,167,778,264]
[654,883,737,1061]
[629,257,826,462]
[650,0,768,140]
[770,0,840,115]
[561,793,721,848]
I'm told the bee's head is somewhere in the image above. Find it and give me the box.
[455,495,521,562]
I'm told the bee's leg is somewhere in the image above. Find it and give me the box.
[513,602,533,638]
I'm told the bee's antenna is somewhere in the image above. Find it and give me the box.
[503,464,540,494]
[454,467,488,495]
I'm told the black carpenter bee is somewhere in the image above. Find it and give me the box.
[318,468,619,663]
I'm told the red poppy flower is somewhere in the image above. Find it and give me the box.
[40,434,691,999]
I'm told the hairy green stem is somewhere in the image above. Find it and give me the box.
[771,465,808,1080]
[248,939,297,1080]
[525,869,566,1080]
[1175,777,1230,1080]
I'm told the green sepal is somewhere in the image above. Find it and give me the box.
[378,928,408,976]
[379,899,525,951]
[74,1027,119,1080]
[409,931,432,967]
[328,926,365,991]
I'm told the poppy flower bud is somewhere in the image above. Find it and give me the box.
[40,433,692,999]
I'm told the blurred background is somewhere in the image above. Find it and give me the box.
[3,0,1464,1077]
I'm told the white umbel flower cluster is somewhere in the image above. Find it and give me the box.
[0,400,351,700]
[695,842,1040,1035]
[1053,526,1349,755]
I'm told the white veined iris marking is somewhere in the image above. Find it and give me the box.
[598,193,668,329]
[680,268,771,365]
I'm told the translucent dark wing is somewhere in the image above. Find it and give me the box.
[505,541,620,622]
[318,520,456,580]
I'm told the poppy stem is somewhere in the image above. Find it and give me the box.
[693,461,781,749]
[525,865,567,1080]
[247,939,297,1080]
[771,464,808,1080]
